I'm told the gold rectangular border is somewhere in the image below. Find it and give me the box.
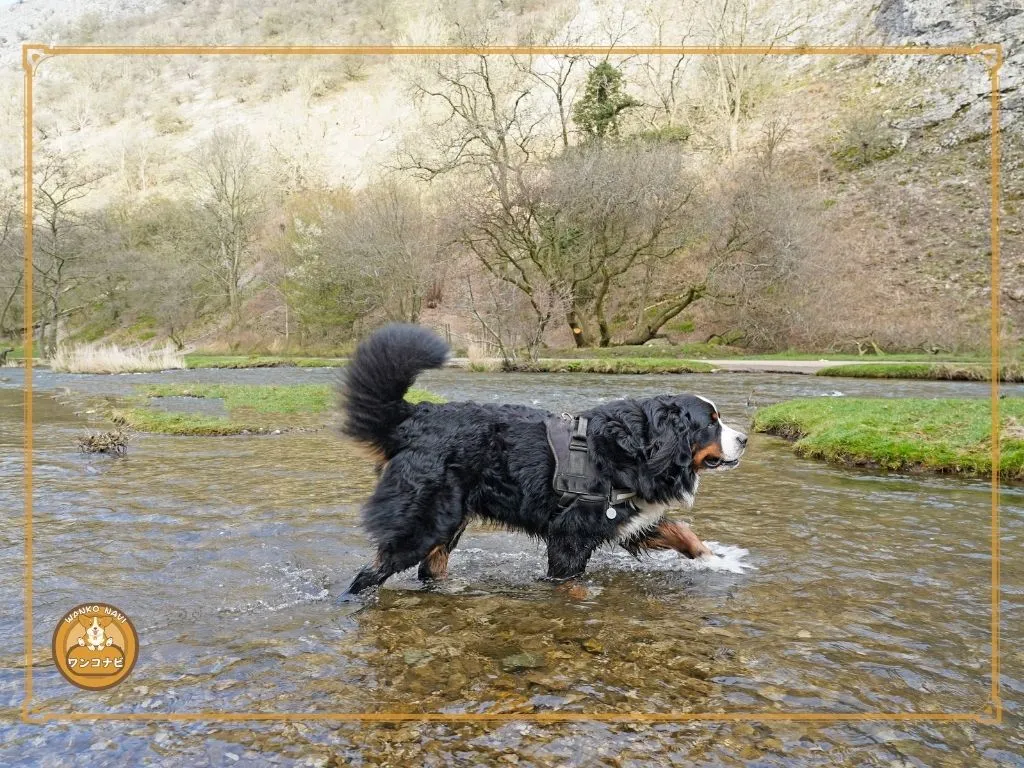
[21,43,1003,725]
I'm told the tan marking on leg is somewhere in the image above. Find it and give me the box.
[644,520,712,559]
[556,581,590,600]
[420,545,450,580]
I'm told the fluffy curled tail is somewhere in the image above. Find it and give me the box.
[340,324,449,458]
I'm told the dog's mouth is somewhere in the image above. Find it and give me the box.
[701,457,740,471]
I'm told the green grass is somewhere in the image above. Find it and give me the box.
[108,384,443,435]
[188,348,992,369]
[545,344,744,360]
[743,352,987,362]
[471,357,716,374]
[108,407,253,436]
[817,362,1023,382]
[141,383,333,413]
[185,354,347,369]
[753,397,1024,480]
[1,344,26,364]
[542,345,986,363]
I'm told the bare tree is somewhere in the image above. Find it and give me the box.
[0,182,23,340]
[32,150,100,355]
[104,195,217,350]
[449,142,700,347]
[265,181,438,344]
[701,145,825,348]
[630,0,697,132]
[401,51,567,339]
[330,179,438,324]
[401,53,544,188]
[109,133,161,197]
[697,0,811,155]
[463,268,566,365]
[513,10,590,150]
[189,127,266,324]
[538,144,699,346]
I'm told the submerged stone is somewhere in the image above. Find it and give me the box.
[501,652,543,671]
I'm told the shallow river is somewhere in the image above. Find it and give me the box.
[1,367,1021,766]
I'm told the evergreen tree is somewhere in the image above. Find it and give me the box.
[572,61,640,141]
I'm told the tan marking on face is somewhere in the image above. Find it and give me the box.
[692,441,724,469]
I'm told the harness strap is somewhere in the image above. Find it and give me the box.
[546,413,635,510]
[573,416,588,440]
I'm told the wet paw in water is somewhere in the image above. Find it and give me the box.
[333,589,379,617]
[700,542,755,573]
[599,541,754,574]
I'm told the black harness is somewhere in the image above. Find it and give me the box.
[545,413,636,518]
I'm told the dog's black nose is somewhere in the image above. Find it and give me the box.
[738,434,748,447]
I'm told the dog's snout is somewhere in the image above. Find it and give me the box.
[737,433,748,448]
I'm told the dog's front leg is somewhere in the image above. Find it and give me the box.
[640,518,713,559]
[545,535,597,581]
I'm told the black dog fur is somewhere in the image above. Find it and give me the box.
[340,324,743,594]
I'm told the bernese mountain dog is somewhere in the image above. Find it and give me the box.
[340,324,746,595]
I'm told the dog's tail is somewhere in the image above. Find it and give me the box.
[340,323,449,458]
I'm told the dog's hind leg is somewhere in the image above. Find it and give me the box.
[344,551,419,595]
[345,468,468,595]
[417,518,469,582]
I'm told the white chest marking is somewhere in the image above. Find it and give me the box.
[616,482,698,543]
[616,505,666,543]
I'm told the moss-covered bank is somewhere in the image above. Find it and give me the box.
[107,383,443,435]
[816,362,1023,383]
[753,397,1024,480]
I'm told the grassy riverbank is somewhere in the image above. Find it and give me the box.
[1,345,25,366]
[817,362,1023,383]
[470,358,716,374]
[184,354,347,369]
[546,345,986,363]
[106,383,443,435]
[753,397,1024,480]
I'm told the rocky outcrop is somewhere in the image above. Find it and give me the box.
[875,0,1022,141]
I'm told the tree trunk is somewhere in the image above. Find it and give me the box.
[566,308,592,347]
[0,271,23,337]
[595,274,613,347]
[618,285,706,346]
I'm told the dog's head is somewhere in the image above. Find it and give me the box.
[79,615,114,648]
[586,394,746,505]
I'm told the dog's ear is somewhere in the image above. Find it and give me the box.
[78,616,93,629]
[642,400,693,474]
[589,410,645,463]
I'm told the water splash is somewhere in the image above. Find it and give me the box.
[702,541,755,573]
[599,542,755,574]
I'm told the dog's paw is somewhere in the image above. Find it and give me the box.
[557,582,591,601]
